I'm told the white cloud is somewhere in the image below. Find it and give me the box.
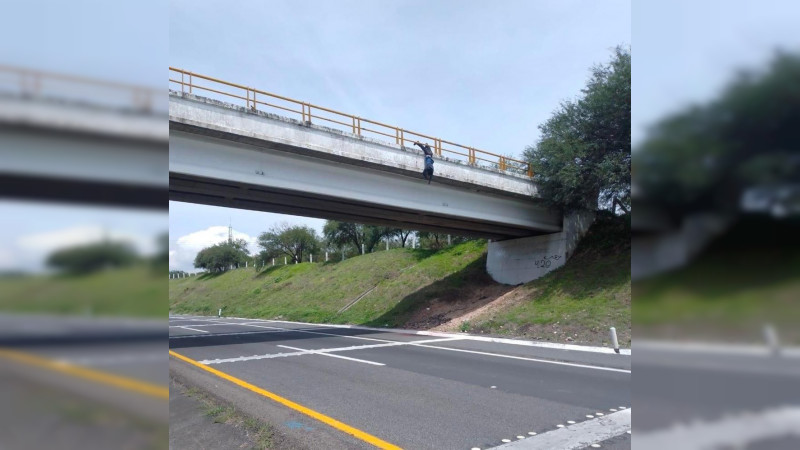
[169,226,258,273]
[0,247,15,271]
[7,225,159,272]
[17,225,157,256]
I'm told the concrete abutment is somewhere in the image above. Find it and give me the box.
[486,210,595,285]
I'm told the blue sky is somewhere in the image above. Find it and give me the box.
[632,0,800,146]
[168,0,631,271]
[5,1,794,273]
[1,0,166,273]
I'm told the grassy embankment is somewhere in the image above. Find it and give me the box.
[0,265,166,318]
[634,217,800,344]
[170,214,631,346]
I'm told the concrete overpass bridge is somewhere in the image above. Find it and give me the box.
[0,66,167,209]
[168,69,593,284]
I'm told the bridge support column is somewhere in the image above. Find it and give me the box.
[487,210,595,285]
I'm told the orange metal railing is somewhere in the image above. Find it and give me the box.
[168,67,532,177]
[0,65,165,113]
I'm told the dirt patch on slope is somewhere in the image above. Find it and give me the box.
[402,282,515,330]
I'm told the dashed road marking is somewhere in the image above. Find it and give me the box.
[411,344,631,374]
[634,406,800,449]
[177,326,209,333]
[276,344,385,366]
[488,409,631,449]
[198,337,465,365]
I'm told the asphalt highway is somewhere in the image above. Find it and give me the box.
[169,315,631,449]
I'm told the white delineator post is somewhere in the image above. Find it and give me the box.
[362,244,365,255]
[310,254,313,263]
[218,308,222,318]
[609,327,620,354]
[325,251,328,262]
[764,324,781,355]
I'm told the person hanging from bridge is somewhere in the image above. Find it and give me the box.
[414,141,434,184]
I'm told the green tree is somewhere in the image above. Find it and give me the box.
[193,241,249,272]
[635,51,800,216]
[524,46,631,212]
[258,223,320,263]
[46,241,139,275]
[322,221,392,254]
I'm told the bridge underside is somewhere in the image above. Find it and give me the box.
[169,130,561,240]
[171,173,543,239]
[0,125,167,209]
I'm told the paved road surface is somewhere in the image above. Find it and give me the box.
[169,314,631,450]
[634,341,800,449]
[0,314,168,449]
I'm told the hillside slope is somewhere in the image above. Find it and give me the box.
[1,265,166,317]
[170,214,630,346]
[169,241,496,325]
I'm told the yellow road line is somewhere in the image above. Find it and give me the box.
[169,349,402,449]
[0,347,168,400]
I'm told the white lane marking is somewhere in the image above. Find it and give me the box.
[488,409,631,449]
[586,415,594,418]
[501,439,511,443]
[250,317,631,355]
[276,345,385,366]
[169,322,250,328]
[169,330,295,339]
[527,432,536,436]
[178,326,209,333]
[180,326,629,374]
[609,409,617,412]
[198,337,465,365]
[228,322,400,343]
[567,421,576,424]
[185,315,636,355]
[636,339,800,358]
[590,445,601,448]
[556,424,565,428]
[516,436,525,439]
[635,406,800,450]
[411,344,631,374]
[595,412,604,416]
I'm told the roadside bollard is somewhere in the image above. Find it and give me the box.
[764,324,781,356]
[218,308,222,318]
[609,327,620,354]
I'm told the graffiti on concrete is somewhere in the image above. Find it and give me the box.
[534,254,562,269]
